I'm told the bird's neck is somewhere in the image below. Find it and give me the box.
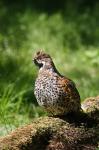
[39,63,61,76]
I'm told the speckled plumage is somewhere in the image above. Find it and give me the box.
[33,51,81,115]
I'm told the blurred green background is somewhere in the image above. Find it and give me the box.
[0,0,99,136]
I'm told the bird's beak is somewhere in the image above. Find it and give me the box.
[32,58,35,62]
[32,57,36,62]
[33,58,38,65]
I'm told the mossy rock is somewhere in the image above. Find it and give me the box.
[0,96,99,150]
[82,96,99,121]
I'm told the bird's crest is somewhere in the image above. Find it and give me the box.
[34,50,51,60]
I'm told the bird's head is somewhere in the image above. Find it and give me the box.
[33,50,54,70]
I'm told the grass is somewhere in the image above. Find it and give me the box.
[0,0,99,136]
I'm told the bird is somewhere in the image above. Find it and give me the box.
[33,51,81,116]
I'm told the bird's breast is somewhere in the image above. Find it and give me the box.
[34,75,64,105]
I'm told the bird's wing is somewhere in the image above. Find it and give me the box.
[57,77,80,101]
[56,76,81,112]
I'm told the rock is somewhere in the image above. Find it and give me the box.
[0,117,65,150]
[0,96,99,150]
[82,96,99,121]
